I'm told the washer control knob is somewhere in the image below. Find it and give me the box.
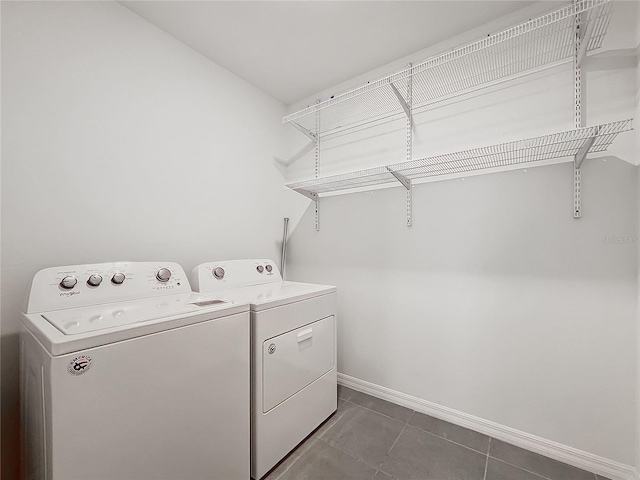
[256,265,264,273]
[87,274,103,287]
[156,268,171,283]
[60,276,77,289]
[213,267,225,279]
[111,272,126,285]
[265,264,273,273]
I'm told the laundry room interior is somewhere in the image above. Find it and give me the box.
[1,1,639,479]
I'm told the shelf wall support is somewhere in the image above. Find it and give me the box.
[404,64,413,227]
[314,100,320,231]
[573,1,585,219]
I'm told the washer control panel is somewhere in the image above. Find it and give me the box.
[25,262,190,313]
[191,259,282,293]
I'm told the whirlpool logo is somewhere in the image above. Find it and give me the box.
[67,355,92,376]
[59,291,80,297]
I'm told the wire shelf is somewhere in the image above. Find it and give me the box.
[286,119,633,195]
[283,0,613,138]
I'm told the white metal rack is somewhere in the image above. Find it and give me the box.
[283,0,633,228]
[287,119,633,195]
[284,0,612,138]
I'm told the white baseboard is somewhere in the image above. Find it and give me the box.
[338,373,639,480]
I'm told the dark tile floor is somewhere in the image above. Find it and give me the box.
[264,386,610,480]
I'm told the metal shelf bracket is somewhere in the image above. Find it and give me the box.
[387,167,412,226]
[577,4,601,66]
[574,134,597,169]
[294,188,318,202]
[292,122,318,143]
[386,167,411,190]
[389,82,411,119]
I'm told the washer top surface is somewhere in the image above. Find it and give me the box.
[22,261,249,356]
[41,292,232,335]
[191,259,336,311]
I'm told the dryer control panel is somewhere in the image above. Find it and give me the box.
[191,259,282,293]
[25,262,190,313]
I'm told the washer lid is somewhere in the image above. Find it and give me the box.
[204,281,336,311]
[22,293,249,356]
[42,293,230,335]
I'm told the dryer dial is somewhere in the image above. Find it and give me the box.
[213,267,225,279]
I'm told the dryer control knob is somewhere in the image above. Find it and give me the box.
[156,268,171,283]
[213,267,225,279]
[60,276,77,289]
[87,274,103,287]
[265,264,273,273]
[256,265,264,273]
[111,272,126,285]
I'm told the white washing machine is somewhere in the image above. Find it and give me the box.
[20,261,250,480]
[190,259,337,479]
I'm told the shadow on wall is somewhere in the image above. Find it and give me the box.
[2,333,21,480]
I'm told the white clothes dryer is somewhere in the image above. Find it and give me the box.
[20,261,250,480]
[191,259,337,479]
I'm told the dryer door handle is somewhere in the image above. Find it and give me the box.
[296,328,313,343]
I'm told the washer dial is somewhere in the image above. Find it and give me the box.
[87,274,103,287]
[111,272,126,285]
[265,264,273,273]
[156,268,171,283]
[256,265,264,273]
[60,276,77,289]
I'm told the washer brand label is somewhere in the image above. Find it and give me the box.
[59,291,80,297]
[68,355,92,376]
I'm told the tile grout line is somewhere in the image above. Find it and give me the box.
[342,398,412,424]
[483,438,492,480]
[345,394,493,455]
[376,421,409,478]
[338,393,602,480]
[377,413,411,475]
[487,456,559,480]
[402,422,490,456]
[270,435,319,480]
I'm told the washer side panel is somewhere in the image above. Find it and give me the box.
[49,312,250,480]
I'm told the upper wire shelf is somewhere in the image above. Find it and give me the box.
[283,0,613,138]
[286,120,633,196]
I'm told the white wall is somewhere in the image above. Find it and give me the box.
[0,2,292,477]
[636,1,640,470]
[285,0,639,470]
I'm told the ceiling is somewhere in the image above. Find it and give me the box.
[121,1,537,106]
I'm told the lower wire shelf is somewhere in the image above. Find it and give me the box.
[286,119,633,198]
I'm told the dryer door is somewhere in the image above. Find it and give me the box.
[262,315,335,413]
